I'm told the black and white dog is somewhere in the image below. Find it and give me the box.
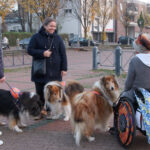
[0,89,42,132]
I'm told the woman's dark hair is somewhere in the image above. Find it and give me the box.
[43,18,56,26]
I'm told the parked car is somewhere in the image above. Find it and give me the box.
[69,37,97,46]
[19,37,31,50]
[118,36,134,45]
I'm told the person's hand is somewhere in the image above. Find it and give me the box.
[0,76,5,83]
[61,71,67,77]
[43,50,52,57]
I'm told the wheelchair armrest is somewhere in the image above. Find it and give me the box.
[134,88,145,104]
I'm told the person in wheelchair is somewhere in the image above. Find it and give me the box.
[111,33,150,147]
[122,33,150,109]
[110,33,150,130]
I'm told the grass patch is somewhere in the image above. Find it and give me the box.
[76,73,101,80]
[120,73,127,79]
[92,68,127,78]
[92,69,115,74]
[4,66,31,73]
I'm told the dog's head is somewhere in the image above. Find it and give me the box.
[65,80,84,99]
[44,82,63,109]
[100,75,120,102]
[19,92,42,117]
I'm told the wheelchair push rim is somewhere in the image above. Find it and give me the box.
[114,98,136,148]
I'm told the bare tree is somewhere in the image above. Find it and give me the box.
[118,0,137,37]
[18,0,66,23]
[96,0,115,44]
[143,12,150,28]
[17,3,27,32]
[71,0,97,38]
[27,11,33,32]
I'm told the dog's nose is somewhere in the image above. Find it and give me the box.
[58,99,62,103]
[111,87,114,90]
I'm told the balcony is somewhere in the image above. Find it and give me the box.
[129,22,137,27]
[128,10,138,16]
[127,6,138,16]
[147,4,150,8]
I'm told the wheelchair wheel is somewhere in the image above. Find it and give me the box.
[114,97,136,148]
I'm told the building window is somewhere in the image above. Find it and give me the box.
[64,9,72,15]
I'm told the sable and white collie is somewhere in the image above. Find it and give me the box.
[0,89,42,132]
[71,75,120,146]
[44,80,84,121]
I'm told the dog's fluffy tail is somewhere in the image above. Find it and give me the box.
[73,103,94,146]
[74,124,82,146]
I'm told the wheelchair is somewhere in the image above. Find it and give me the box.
[113,89,147,148]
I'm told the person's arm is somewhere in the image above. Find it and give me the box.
[124,59,135,91]
[0,48,5,82]
[27,34,45,59]
[59,37,67,72]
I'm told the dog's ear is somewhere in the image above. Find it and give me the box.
[101,76,105,85]
[112,74,115,78]
[47,85,52,90]
[113,75,119,88]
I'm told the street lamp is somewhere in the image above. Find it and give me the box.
[137,12,144,33]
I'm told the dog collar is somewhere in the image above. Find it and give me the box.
[92,90,102,96]
[10,88,22,111]
[61,81,66,87]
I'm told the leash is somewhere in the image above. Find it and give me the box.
[5,81,21,110]
[5,81,13,91]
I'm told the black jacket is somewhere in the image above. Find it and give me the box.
[27,26,67,83]
[0,48,4,79]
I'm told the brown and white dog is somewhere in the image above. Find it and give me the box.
[44,80,84,121]
[70,75,120,146]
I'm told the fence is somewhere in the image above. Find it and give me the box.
[93,46,135,75]
[3,49,32,68]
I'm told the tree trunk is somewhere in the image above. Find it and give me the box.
[84,27,87,39]
[27,12,33,32]
[18,4,26,32]
[101,28,105,45]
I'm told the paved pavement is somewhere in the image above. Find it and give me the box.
[0,49,149,150]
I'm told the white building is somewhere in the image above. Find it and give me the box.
[57,0,82,38]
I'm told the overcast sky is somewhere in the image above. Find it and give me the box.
[138,0,150,3]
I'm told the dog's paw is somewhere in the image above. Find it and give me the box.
[51,115,60,120]
[0,140,3,145]
[87,136,95,142]
[64,117,69,121]
[0,122,6,126]
[14,126,23,133]
[0,131,2,136]
[104,127,110,132]
[20,123,27,127]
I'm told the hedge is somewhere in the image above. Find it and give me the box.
[2,32,69,46]
[2,32,33,46]
[59,33,69,41]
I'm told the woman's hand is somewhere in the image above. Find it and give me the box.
[0,76,5,83]
[61,71,67,77]
[43,50,52,57]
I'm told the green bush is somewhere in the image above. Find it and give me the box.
[2,32,33,46]
[59,33,69,41]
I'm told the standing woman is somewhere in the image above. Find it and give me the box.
[27,18,67,112]
[0,47,5,145]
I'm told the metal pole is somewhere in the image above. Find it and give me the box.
[0,17,2,48]
[92,46,100,70]
[115,46,122,76]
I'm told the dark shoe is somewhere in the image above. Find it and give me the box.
[109,127,116,135]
